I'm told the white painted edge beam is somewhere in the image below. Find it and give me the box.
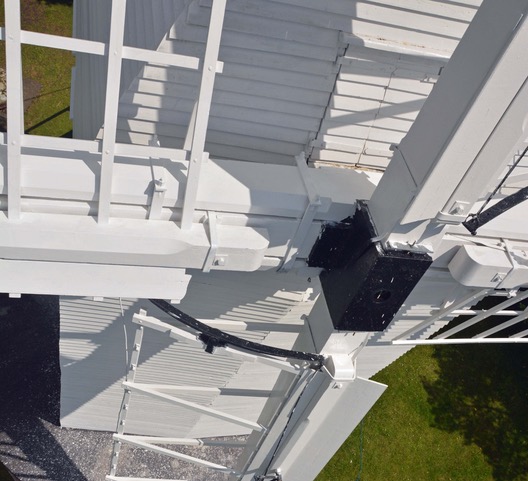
[4,1,23,220]
[0,260,191,300]
[122,382,264,432]
[97,0,127,224]
[180,0,227,230]
[436,290,528,339]
[393,338,528,345]
[20,134,189,161]
[392,289,491,341]
[113,434,238,473]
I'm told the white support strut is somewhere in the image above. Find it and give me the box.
[98,0,127,224]
[180,0,228,229]
[5,0,23,219]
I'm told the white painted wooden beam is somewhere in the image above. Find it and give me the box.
[0,259,191,300]
[121,45,200,70]
[369,0,528,250]
[112,434,238,474]
[4,0,23,219]
[0,148,378,221]
[20,30,106,55]
[97,0,127,224]
[180,0,228,230]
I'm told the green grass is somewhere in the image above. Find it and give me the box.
[0,0,74,137]
[317,345,528,481]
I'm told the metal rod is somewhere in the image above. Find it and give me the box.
[109,325,144,477]
[436,290,528,339]
[392,289,490,341]
[474,308,528,338]
[393,338,528,345]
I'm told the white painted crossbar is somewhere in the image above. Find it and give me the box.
[112,434,246,447]
[435,289,528,339]
[393,338,528,345]
[392,289,491,341]
[122,381,264,432]
[106,477,187,481]
[392,289,528,345]
[474,307,528,338]
[112,434,239,474]
[180,0,228,229]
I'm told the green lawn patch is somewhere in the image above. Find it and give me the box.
[0,0,74,137]
[317,345,528,481]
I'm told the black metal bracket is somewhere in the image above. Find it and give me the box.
[308,201,432,331]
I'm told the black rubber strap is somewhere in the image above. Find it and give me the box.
[463,186,528,235]
[149,299,325,369]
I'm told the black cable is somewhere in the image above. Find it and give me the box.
[149,299,325,369]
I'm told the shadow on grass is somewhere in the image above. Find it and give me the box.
[424,345,528,481]
[25,105,70,134]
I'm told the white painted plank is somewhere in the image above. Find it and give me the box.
[98,0,127,224]
[5,0,23,219]
[181,0,228,229]
[20,30,106,55]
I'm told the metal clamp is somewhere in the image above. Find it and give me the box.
[203,211,223,272]
[254,469,282,481]
[279,152,325,271]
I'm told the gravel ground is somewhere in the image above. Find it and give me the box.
[0,295,244,481]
